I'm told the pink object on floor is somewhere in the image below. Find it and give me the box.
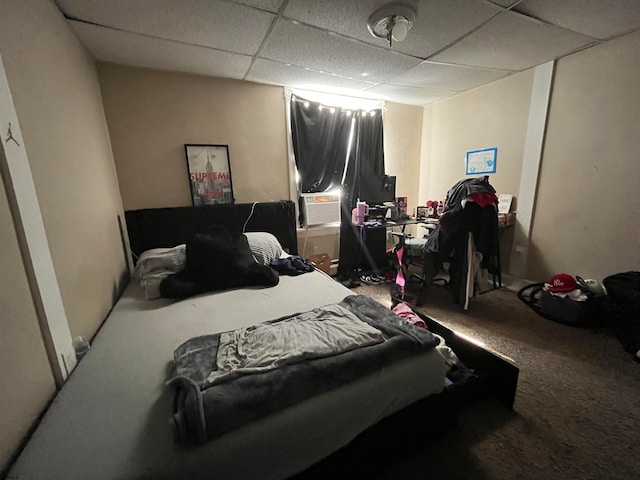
[392,303,428,329]
[395,247,405,288]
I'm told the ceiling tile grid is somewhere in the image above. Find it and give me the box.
[486,0,523,7]
[513,0,640,40]
[51,0,639,105]
[70,21,253,80]
[246,58,377,91]
[431,10,597,70]
[282,0,503,59]
[386,61,512,91]
[231,0,285,14]
[259,19,422,83]
[363,83,457,105]
[56,0,275,55]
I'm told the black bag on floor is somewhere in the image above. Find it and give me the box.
[517,281,601,327]
[601,271,640,357]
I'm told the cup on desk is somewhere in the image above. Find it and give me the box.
[354,201,369,225]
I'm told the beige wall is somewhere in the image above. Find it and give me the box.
[383,101,424,240]
[0,152,57,474]
[419,70,534,274]
[0,0,127,471]
[420,70,534,207]
[419,31,640,281]
[98,64,290,209]
[0,0,128,341]
[384,102,423,211]
[527,30,640,280]
[100,65,425,263]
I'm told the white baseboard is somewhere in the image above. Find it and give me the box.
[493,273,539,292]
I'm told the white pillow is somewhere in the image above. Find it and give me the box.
[133,244,186,279]
[244,232,283,265]
[141,272,173,300]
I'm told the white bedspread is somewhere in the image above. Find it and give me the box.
[9,270,449,480]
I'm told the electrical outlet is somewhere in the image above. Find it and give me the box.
[61,346,77,377]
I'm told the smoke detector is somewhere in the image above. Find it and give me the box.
[367,3,416,46]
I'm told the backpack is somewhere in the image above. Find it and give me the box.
[601,272,640,357]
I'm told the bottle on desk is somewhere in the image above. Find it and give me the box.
[352,201,369,225]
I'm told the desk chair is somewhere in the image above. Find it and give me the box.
[388,226,446,303]
[415,203,501,310]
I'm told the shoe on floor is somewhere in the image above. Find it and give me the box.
[341,279,361,289]
[360,275,382,285]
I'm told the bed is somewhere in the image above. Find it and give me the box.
[8,201,518,480]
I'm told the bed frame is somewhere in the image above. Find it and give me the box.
[124,200,519,479]
[291,305,519,478]
[125,200,298,261]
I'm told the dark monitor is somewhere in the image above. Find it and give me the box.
[358,175,396,206]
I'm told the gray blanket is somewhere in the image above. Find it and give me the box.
[168,294,441,444]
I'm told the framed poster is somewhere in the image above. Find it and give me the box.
[466,147,497,175]
[184,144,234,205]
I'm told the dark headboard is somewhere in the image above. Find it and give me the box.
[125,201,298,261]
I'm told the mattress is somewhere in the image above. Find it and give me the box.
[8,270,450,480]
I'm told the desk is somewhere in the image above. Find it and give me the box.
[352,219,437,274]
[361,218,438,233]
[338,218,439,279]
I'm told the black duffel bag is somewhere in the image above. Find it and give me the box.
[517,278,602,327]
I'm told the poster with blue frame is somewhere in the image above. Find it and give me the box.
[466,147,497,175]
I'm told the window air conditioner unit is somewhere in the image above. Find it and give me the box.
[301,192,341,226]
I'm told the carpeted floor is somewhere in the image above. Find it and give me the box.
[350,280,639,480]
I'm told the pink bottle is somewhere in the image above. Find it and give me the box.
[356,201,369,225]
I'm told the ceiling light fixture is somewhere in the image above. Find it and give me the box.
[367,3,416,47]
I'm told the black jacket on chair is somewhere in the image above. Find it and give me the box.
[421,177,500,306]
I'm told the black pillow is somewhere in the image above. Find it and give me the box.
[160,225,279,299]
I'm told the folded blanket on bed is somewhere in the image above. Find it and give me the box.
[207,302,385,385]
[168,295,442,444]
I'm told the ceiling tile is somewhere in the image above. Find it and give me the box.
[514,0,640,40]
[51,0,640,106]
[69,21,252,79]
[260,19,421,83]
[231,0,284,13]
[485,0,522,7]
[246,59,376,91]
[283,0,502,58]
[364,84,456,106]
[431,10,596,70]
[388,61,512,91]
[55,0,274,55]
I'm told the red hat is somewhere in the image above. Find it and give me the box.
[548,273,578,292]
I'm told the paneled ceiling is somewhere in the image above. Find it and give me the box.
[53,0,640,106]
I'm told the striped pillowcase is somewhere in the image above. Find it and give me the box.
[244,232,283,265]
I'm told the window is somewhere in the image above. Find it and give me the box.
[286,89,385,226]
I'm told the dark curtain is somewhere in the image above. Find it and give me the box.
[290,96,353,193]
[290,95,385,280]
[338,111,385,279]
[340,110,385,206]
[354,111,385,183]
